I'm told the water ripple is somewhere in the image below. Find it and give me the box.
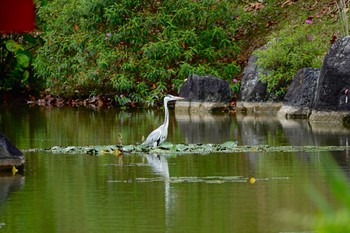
[107,176,291,184]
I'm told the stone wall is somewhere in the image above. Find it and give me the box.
[236,36,350,123]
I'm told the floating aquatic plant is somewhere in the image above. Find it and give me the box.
[23,142,350,156]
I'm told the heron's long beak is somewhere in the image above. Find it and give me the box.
[173,96,185,100]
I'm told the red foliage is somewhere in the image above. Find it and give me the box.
[0,0,35,32]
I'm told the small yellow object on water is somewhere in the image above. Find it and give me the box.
[114,149,122,156]
[99,149,107,155]
[249,177,256,184]
[12,166,18,175]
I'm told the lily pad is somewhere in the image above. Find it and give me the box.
[159,142,174,149]
[175,144,187,151]
[122,145,135,152]
[203,144,214,152]
[22,143,350,156]
[220,141,238,150]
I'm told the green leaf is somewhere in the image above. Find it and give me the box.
[5,40,20,52]
[23,70,30,81]
[17,53,30,68]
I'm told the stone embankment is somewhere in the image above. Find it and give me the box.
[237,36,350,123]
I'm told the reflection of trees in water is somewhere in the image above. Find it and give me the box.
[236,115,284,146]
[176,112,232,144]
[0,106,174,148]
[0,176,24,212]
[231,113,350,172]
[235,113,350,147]
[176,111,350,173]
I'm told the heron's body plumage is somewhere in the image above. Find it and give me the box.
[142,95,183,148]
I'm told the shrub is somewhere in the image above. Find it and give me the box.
[0,34,42,93]
[253,21,332,97]
[33,0,241,106]
[337,0,349,37]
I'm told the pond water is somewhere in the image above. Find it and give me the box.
[0,104,350,233]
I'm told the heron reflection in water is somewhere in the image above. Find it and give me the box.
[145,153,174,224]
[142,95,182,225]
[142,94,184,148]
[145,154,169,181]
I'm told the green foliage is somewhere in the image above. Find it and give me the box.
[309,156,350,233]
[0,35,41,92]
[337,0,349,37]
[33,0,241,105]
[231,78,240,95]
[254,22,332,96]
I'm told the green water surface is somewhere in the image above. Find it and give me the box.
[0,105,349,233]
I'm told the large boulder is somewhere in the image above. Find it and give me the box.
[177,74,232,112]
[237,52,283,112]
[313,36,350,111]
[278,68,320,118]
[238,49,287,102]
[237,54,269,102]
[310,36,350,122]
[0,133,24,172]
[179,74,232,102]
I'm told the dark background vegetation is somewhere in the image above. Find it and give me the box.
[0,0,343,106]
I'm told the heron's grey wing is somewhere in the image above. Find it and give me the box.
[142,127,162,147]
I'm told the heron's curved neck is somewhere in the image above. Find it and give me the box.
[163,99,169,128]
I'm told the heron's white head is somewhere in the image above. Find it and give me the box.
[164,94,184,102]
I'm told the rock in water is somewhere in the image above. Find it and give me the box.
[177,74,232,112]
[0,133,23,158]
[278,68,320,118]
[236,50,283,113]
[0,133,24,172]
[238,54,269,102]
[238,48,285,103]
[179,74,232,102]
[313,36,350,111]
[310,36,350,123]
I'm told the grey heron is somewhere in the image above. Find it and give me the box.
[142,94,184,147]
